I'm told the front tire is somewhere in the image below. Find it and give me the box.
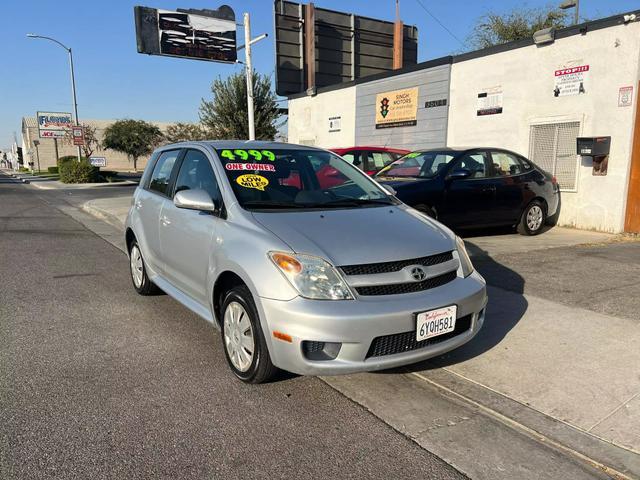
[518,200,546,235]
[221,286,278,384]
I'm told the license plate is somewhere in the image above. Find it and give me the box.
[416,306,457,342]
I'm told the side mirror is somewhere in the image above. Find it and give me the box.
[381,184,397,196]
[447,168,472,181]
[174,189,218,213]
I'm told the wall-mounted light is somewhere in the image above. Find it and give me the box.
[533,27,555,45]
[623,13,637,23]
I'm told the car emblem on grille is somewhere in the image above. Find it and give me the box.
[410,266,427,282]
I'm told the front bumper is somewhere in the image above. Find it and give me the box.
[257,271,487,376]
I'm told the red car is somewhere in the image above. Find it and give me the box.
[331,146,411,175]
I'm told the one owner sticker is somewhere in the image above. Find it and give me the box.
[225,163,275,172]
[236,174,269,191]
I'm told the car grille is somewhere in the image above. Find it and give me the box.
[339,251,454,276]
[355,271,457,296]
[366,314,473,359]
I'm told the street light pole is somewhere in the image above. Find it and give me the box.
[27,34,82,162]
[559,0,579,25]
[244,13,255,141]
[237,15,268,141]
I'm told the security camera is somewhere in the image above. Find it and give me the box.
[623,13,636,23]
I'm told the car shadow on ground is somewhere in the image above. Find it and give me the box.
[386,244,528,373]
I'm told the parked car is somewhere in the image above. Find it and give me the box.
[331,146,410,175]
[376,147,560,235]
[125,141,487,383]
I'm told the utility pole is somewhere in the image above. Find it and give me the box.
[239,14,268,141]
[393,0,403,70]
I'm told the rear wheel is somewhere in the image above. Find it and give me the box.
[129,240,159,295]
[221,286,278,384]
[518,200,546,235]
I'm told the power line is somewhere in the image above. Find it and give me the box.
[413,0,466,47]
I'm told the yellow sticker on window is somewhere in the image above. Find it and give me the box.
[236,174,269,191]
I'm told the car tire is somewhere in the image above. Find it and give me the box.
[221,285,278,384]
[129,240,159,295]
[518,200,546,236]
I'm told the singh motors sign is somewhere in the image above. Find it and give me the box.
[37,111,73,138]
[375,88,419,129]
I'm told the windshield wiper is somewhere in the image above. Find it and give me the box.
[315,197,395,207]
[242,201,309,209]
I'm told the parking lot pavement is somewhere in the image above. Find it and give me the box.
[29,179,640,479]
[0,175,464,479]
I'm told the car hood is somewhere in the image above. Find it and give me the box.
[251,205,454,267]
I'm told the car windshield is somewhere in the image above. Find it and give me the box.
[376,150,460,178]
[215,148,396,211]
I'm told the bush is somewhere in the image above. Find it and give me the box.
[18,167,29,172]
[48,166,59,174]
[57,155,78,168]
[59,160,100,184]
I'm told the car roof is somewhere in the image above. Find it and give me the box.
[331,146,411,154]
[159,140,327,152]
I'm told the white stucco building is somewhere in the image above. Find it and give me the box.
[287,10,640,233]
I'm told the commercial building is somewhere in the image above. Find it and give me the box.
[21,117,173,172]
[287,11,640,233]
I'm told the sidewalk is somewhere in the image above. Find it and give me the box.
[76,193,640,478]
[8,171,137,190]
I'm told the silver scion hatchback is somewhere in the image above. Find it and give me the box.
[125,141,487,383]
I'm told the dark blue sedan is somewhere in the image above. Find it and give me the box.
[376,148,560,235]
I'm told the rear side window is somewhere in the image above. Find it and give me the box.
[149,150,181,196]
[365,151,395,170]
[490,151,524,177]
[174,149,221,202]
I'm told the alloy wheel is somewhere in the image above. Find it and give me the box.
[527,205,544,232]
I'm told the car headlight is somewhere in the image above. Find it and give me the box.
[455,236,474,278]
[269,252,353,300]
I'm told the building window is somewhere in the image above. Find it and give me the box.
[529,122,580,191]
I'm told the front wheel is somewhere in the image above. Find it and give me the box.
[221,286,278,384]
[518,200,546,235]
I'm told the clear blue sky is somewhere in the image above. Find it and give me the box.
[1,0,637,149]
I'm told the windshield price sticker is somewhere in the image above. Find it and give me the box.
[225,163,275,172]
[236,174,269,191]
[220,149,276,162]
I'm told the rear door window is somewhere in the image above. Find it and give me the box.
[148,150,181,196]
[490,151,525,176]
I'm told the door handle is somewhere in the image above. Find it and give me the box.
[135,200,142,210]
[160,215,171,226]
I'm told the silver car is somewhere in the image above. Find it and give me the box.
[125,141,487,383]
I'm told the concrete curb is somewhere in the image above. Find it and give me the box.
[81,201,126,231]
[409,368,640,479]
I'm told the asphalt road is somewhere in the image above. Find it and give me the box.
[0,174,464,479]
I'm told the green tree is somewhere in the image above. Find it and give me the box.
[102,119,163,171]
[469,6,567,49]
[164,122,210,143]
[199,71,281,140]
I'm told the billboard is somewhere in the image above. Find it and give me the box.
[274,0,418,96]
[37,112,73,139]
[375,88,418,129]
[134,5,237,63]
